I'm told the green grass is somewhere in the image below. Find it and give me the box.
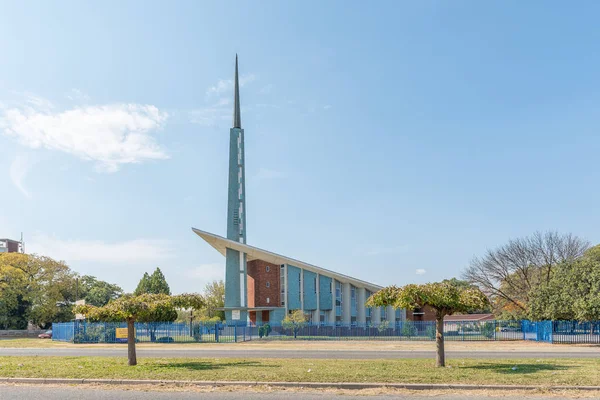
[0,357,598,386]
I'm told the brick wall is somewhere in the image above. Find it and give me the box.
[247,259,280,307]
[406,305,437,321]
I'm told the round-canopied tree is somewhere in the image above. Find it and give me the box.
[367,282,489,367]
[75,293,204,366]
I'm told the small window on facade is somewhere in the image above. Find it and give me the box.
[266,281,270,288]
[266,265,270,272]
[266,297,270,304]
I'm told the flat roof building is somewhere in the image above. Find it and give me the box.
[193,56,404,326]
[0,238,23,254]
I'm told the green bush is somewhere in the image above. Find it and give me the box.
[401,321,417,337]
[258,324,271,338]
[377,320,390,333]
[425,325,436,339]
[481,322,495,339]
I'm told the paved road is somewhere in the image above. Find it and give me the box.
[0,347,598,359]
[0,385,581,400]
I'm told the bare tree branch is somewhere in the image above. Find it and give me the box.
[462,231,590,315]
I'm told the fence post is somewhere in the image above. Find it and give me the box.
[215,323,219,343]
[234,324,237,343]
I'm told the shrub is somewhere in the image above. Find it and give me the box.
[377,320,390,333]
[481,322,495,339]
[401,321,417,337]
[258,323,271,338]
[425,325,436,339]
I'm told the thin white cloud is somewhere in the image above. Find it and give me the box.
[255,167,285,180]
[22,93,53,111]
[323,104,332,110]
[28,233,174,264]
[416,269,426,275]
[66,88,90,102]
[0,97,169,173]
[9,153,35,198]
[185,263,225,289]
[206,73,256,98]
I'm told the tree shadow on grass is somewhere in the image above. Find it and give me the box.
[462,363,573,375]
[154,361,278,371]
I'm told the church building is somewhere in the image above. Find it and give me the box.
[193,56,405,326]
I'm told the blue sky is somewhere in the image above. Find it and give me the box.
[2,1,600,293]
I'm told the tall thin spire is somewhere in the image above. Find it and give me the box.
[233,54,242,129]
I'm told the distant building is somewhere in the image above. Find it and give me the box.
[0,238,23,254]
[192,56,403,326]
[406,307,495,322]
[444,313,494,322]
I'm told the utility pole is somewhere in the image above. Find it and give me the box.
[189,309,194,337]
[76,277,79,302]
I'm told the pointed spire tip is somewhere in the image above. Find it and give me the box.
[233,55,241,129]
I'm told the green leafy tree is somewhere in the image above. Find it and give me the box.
[176,280,225,323]
[135,268,171,296]
[134,273,151,296]
[367,282,489,367]
[463,231,589,317]
[529,245,600,323]
[75,293,204,366]
[149,268,171,295]
[282,310,308,339]
[0,253,75,329]
[202,280,225,320]
[78,275,123,307]
[0,262,29,329]
[441,278,492,315]
[132,269,175,340]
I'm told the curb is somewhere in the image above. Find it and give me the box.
[1,378,600,391]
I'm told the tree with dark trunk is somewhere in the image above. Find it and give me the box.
[367,282,489,367]
[463,231,589,317]
[75,293,204,366]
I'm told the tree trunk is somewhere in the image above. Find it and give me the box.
[127,318,137,366]
[435,317,445,367]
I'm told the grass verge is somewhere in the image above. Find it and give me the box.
[0,357,598,386]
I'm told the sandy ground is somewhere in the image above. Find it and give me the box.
[2,383,600,399]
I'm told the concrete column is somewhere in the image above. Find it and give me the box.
[357,287,366,325]
[342,282,351,325]
[327,308,336,324]
[300,269,304,311]
[387,306,395,325]
[372,306,381,324]
[283,264,288,315]
[315,273,320,324]
[328,279,336,324]
[399,308,407,322]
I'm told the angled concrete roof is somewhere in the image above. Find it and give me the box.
[192,228,382,292]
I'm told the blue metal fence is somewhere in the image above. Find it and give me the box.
[52,321,251,344]
[551,320,600,344]
[50,319,567,343]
